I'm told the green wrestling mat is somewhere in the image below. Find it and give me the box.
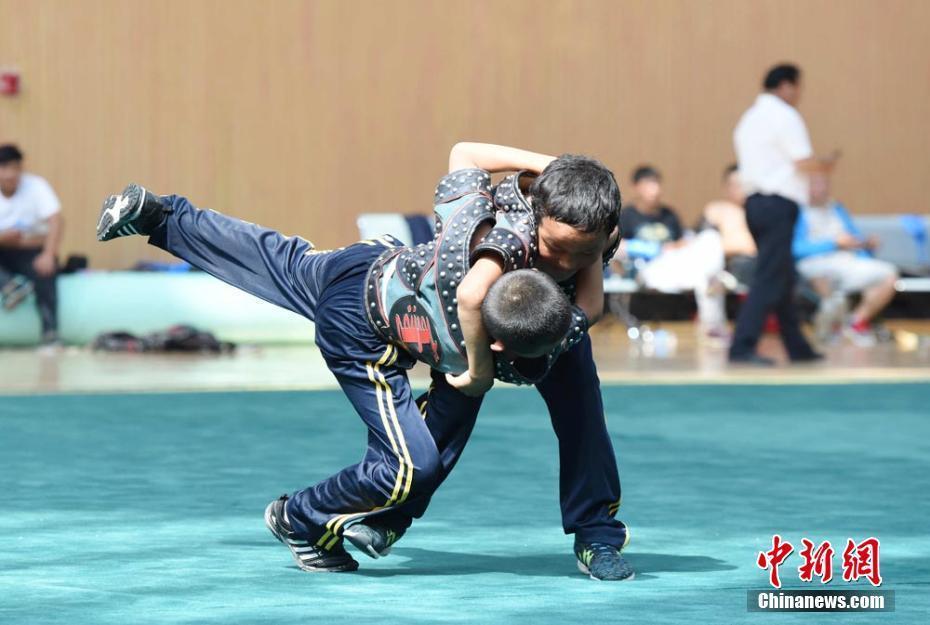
[2,384,928,624]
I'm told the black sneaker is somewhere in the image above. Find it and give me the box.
[790,350,825,363]
[263,494,359,573]
[1,275,33,310]
[96,183,168,242]
[575,541,635,581]
[342,522,404,559]
[728,353,776,366]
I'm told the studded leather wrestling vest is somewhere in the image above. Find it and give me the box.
[364,168,605,384]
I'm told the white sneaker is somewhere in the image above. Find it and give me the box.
[843,324,877,347]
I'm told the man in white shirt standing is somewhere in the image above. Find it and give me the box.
[0,144,63,345]
[728,64,839,365]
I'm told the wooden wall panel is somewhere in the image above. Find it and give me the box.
[1,0,928,268]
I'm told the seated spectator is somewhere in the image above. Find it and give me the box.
[793,173,898,345]
[0,144,63,346]
[620,165,727,338]
[702,164,757,285]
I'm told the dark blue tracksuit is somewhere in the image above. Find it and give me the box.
[149,195,626,549]
[374,331,626,548]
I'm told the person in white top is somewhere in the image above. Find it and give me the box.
[0,144,63,343]
[728,64,839,365]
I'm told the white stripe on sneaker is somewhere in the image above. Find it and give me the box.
[284,535,307,542]
[132,186,146,218]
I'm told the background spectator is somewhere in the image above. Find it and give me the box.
[702,164,757,286]
[620,166,683,255]
[620,165,728,337]
[794,173,898,346]
[0,144,63,346]
[728,64,838,365]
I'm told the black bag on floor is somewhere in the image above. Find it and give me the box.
[144,325,235,353]
[91,331,147,352]
[91,325,235,354]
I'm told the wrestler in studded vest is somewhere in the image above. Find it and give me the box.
[365,168,614,384]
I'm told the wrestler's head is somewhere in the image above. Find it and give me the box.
[481,269,572,359]
[528,155,621,281]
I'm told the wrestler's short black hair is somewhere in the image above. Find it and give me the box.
[529,154,621,235]
[0,144,24,165]
[481,269,572,357]
[723,163,739,180]
[763,64,801,90]
[632,165,661,184]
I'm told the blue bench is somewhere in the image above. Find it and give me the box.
[852,214,930,277]
[0,272,314,347]
[605,214,930,295]
[603,214,929,327]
